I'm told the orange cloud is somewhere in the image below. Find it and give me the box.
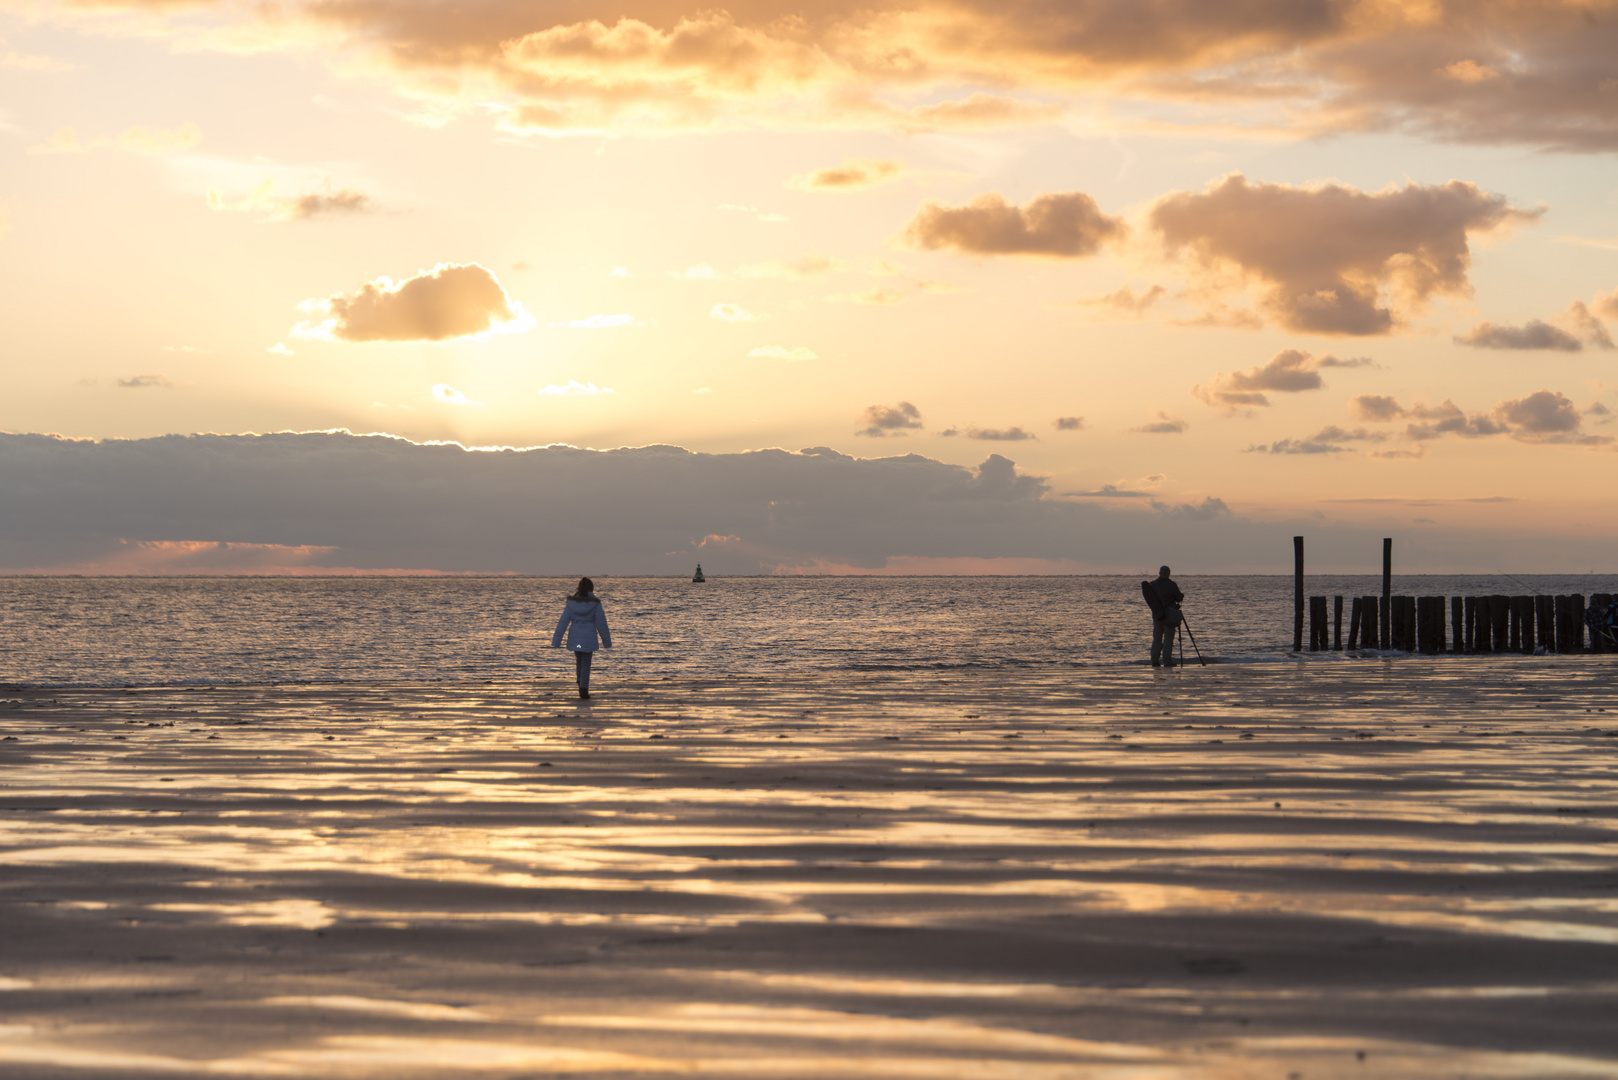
[1151,175,1536,335]
[795,159,902,191]
[292,262,533,343]
[904,191,1124,257]
[28,0,1618,147]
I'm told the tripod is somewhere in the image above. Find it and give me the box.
[1175,613,1207,667]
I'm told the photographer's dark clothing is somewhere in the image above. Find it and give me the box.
[1148,576,1185,667]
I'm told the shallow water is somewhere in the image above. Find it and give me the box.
[2,574,1612,687]
[1,661,1615,1077]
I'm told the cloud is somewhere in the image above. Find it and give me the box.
[904,192,1124,258]
[116,374,174,389]
[1053,416,1084,431]
[671,263,723,280]
[795,159,902,191]
[1354,390,1609,445]
[1150,175,1536,335]
[289,189,374,219]
[32,123,201,156]
[1456,320,1582,351]
[857,401,923,437]
[6,429,1603,575]
[1458,299,1613,352]
[896,94,1063,132]
[31,0,1618,151]
[267,343,295,356]
[540,381,614,396]
[747,346,818,360]
[1247,424,1389,455]
[1595,288,1618,321]
[431,383,482,406]
[735,255,840,280]
[1066,484,1151,498]
[292,262,533,343]
[958,426,1035,442]
[710,303,762,322]
[550,313,648,328]
[1133,411,1187,434]
[1194,349,1370,410]
[1151,496,1230,521]
[1078,284,1165,318]
[1247,438,1351,455]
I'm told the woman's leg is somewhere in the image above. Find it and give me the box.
[575,650,593,697]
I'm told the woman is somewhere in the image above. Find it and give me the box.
[551,577,612,699]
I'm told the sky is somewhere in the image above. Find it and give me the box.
[1,0,1615,575]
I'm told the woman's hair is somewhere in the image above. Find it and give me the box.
[574,577,595,599]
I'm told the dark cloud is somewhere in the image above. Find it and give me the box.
[1052,416,1083,431]
[963,426,1035,441]
[1246,424,1384,454]
[1133,412,1187,434]
[0,431,1326,574]
[904,192,1124,257]
[1151,496,1229,521]
[1193,348,1372,410]
[1456,320,1584,351]
[1151,175,1535,335]
[1065,484,1150,498]
[1353,390,1609,445]
[116,374,174,389]
[293,262,533,343]
[856,401,923,437]
[1247,439,1349,455]
[289,189,374,219]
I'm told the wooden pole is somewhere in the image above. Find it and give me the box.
[1381,538,1392,651]
[1450,597,1462,654]
[1293,536,1304,653]
[1333,595,1343,650]
[1348,597,1363,649]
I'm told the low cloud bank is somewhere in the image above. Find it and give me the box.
[0,430,1406,575]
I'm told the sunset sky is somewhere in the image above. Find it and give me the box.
[2,0,1615,574]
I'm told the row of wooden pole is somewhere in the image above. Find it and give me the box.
[1303,592,1612,653]
[1291,535,1612,654]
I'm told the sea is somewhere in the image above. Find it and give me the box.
[1,574,1613,688]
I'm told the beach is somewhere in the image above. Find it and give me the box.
[2,659,1616,1078]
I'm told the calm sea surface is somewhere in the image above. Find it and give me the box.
[2,575,1613,688]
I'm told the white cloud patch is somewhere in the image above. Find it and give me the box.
[116,374,174,389]
[267,343,294,355]
[710,303,763,322]
[293,262,533,343]
[540,380,615,396]
[747,345,818,360]
[31,123,201,156]
[431,383,483,407]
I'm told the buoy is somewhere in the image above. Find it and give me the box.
[692,563,705,583]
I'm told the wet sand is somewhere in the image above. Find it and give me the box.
[2,659,1616,1078]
